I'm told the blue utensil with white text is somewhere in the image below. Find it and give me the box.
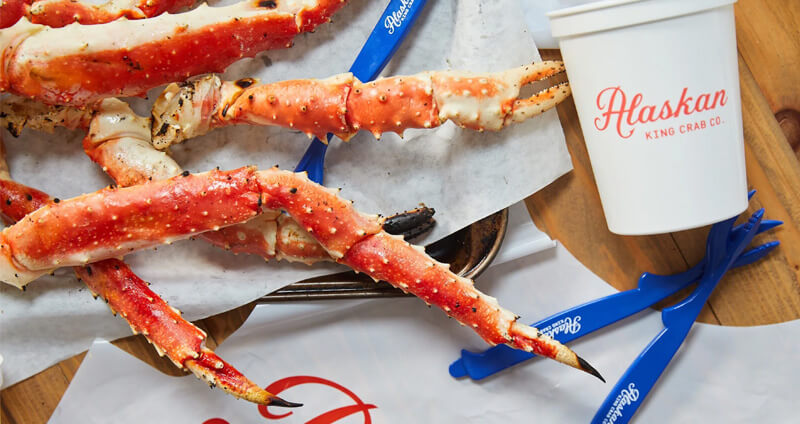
[591,208,765,424]
[295,0,428,183]
[448,209,780,380]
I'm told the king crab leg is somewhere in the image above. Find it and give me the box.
[0,96,434,261]
[151,61,570,148]
[1,0,349,105]
[0,0,196,29]
[0,166,603,380]
[0,137,301,406]
[0,133,431,404]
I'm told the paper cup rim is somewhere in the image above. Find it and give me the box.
[547,0,737,39]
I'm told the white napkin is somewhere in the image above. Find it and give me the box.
[49,223,799,423]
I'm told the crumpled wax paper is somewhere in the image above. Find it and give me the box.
[48,235,799,423]
[0,0,571,387]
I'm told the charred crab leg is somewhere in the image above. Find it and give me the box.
[1,0,349,105]
[1,95,94,137]
[151,61,570,148]
[0,166,602,380]
[0,138,300,407]
[0,0,196,29]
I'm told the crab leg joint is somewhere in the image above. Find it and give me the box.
[0,166,602,380]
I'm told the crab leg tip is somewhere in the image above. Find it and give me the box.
[576,355,605,383]
[268,396,303,408]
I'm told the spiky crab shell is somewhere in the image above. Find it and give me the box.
[24,0,196,28]
[1,0,348,105]
[258,169,383,259]
[340,231,517,344]
[75,259,302,404]
[0,165,597,376]
[0,173,288,405]
[0,167,263,287]
[0,178,50,224]
[150,61,572,148]
[0,0,198,30]
[75,260,206,365]
[0,96,385,265]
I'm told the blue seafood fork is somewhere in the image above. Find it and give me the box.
[590,206,768,423]
[448,191,781,383]
[294,0,429,183]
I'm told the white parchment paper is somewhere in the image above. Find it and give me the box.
[0,0,571,387]
[48,228,799,423]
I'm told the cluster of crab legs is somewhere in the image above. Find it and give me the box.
[0,0,594,407]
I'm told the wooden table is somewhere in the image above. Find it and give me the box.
[2,1,798,422]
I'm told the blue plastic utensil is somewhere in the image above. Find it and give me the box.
[294,0,429,183]
[590,208,765,424]
[448,197,781,379]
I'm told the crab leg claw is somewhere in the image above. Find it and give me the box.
[257,170,600,379]
[151,61,571,148]
[0,166,600,378]
[186,348,301,407]
[0,147,297,406]
[339,233,601,380]
[381,206,436,240]
[73,260,298,405]
[426,60,569,132]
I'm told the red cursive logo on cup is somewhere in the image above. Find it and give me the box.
[203,375,376,424]
[594,86,728,139]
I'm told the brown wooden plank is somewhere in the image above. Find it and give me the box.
[699,55,800,325]
[0,361,71,424]
[734,0,800,158]
[1,402,17,424]
[55,352,86,386]
[734,0,800,114]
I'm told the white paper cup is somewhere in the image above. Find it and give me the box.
[548,0,748,235]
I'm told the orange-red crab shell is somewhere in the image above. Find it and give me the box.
[151,61,571,147]
[0,166,600,379]
[0,167,263,286]
[0,171,294,406]
[0,0,349,105]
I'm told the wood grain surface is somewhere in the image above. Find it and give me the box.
[2,1,798,422]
